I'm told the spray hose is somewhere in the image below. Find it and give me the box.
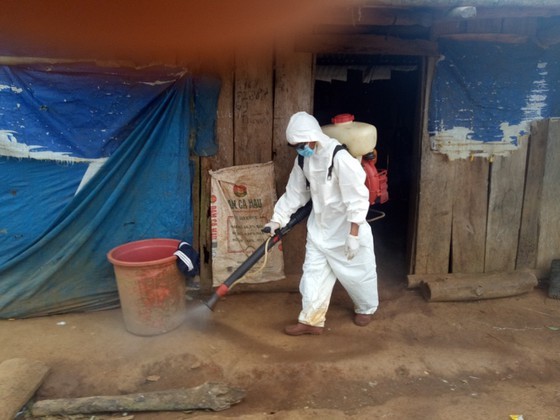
[204,200,312,311]
[252,236,273,275]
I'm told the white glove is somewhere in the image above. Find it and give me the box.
[263,221,281,236]
[344,234,360,260]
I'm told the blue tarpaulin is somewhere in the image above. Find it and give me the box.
[429,40,560,158]
[0,64,220,318]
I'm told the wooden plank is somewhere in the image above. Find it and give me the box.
[234,52,273,165]
[192,153,202,287]
[431,20,465,39]
[406,57,428,274]
[215,61,235,170]
[484,138,529,272]
[320,6,433,27]
[413,136,453,271]
[439,33,529,43]
[501,17,538,36]
[361,0,560,8]
[517,120,548,269]
[451,158,489,273]
[475,7,560,19]
[432,15,538,40]
[273,49,314,195]
[197,157,213,293]
[273,47,314,277]
[536,118,560,275]
[413,56,454,275]
[296,34,440,57]
[199,60,235,292]
[465,18,503,34]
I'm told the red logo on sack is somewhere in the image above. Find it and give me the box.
[233,184,247,197]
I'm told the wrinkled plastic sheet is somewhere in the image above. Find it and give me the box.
[0,64,220,318]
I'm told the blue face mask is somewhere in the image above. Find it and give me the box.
[296,144,314,157]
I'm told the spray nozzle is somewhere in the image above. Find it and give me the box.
[203,284,229,311]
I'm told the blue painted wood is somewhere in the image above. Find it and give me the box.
[429,40,560,145]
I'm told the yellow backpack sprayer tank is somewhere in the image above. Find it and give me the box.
[321,113,377,158]
[322,114,388,209]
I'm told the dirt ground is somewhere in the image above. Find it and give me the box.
[2,206,560,419]
[2,264,560,419]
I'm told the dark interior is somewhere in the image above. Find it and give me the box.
[313,53,422,279]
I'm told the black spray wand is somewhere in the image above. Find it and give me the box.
[204,201,312,311]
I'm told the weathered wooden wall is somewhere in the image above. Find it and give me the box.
[414,118,559,278]
[195,12,560,292]
[412,17,560,279]
[197,49,314,291]
[518,119,560,277]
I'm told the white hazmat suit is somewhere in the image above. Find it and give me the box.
[270,112,378,328]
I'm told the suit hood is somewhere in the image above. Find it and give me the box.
[286,112,330,145]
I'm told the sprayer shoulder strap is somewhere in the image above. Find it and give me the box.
[297,154,310,190]
[297,144,348,189]
[327,144,348,180]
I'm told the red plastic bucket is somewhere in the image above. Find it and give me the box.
[107,238,186,336]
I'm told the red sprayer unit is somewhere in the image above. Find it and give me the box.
[362,149,389,206]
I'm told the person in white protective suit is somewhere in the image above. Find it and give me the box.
[263,111,378,336]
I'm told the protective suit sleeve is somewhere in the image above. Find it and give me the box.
[336,152,370,224]
[271,157,311,227]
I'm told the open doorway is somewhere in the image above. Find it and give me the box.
[313,53,422,284]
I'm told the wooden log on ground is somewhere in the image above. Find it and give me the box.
[416,271,538,302]
[31,382,246,416]
[0,358,50,420]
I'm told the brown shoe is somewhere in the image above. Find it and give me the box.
[284,322,323,336]
[354,313,373,327]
